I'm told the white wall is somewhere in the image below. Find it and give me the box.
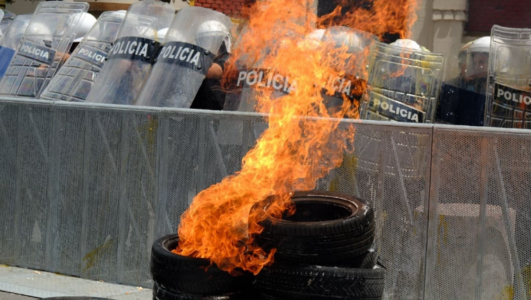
[410,0,468,77]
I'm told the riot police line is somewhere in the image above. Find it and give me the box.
[0,1,530,130]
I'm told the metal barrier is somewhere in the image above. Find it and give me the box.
[0,97,529,299]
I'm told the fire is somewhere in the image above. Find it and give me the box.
[175,0,419,275]
[318,0,419,41]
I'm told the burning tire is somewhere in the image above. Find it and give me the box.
[255,262,386,299]
[254,191,375,267]
[150,234,254,297]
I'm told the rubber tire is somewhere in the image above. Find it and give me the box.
[358,241,379,269]
[256,229,374,267]
[254,191,375,266]
[150,234,254,296]
[257,222,376,249]
[153,283,252,300]
[256,262,385,299]
[258,191,374,237]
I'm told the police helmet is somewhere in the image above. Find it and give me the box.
[195,20,230,53]
[469,36,490,54]
[157,27,168,42]
[73,13,97,43]
[390,39,423,51]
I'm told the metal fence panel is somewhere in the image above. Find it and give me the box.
[0,100,20,265]
[324,122,432,300]
[1,98,530,299]
[46,107,87,276]
[2,100,54,270]
[426,126,531,300]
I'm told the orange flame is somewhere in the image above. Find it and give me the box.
[176,0,419,275]
[318,0,419,41]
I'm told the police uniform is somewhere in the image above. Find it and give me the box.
[190,41,230,110]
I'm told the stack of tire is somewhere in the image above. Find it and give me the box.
[253,191,384,300]
[150,191,384,300]
[150,234,256,300]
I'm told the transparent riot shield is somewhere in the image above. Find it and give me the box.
[0,10,6,38]
[236,65,296,112]
[0,14,31,79]
[229,1,314,113]
[135,6,232,108]
[222,59,247,111]
[219,24,250,111]
[234,35,300,113]
[84,0,175,105]
[320,26,378,117]
[0,14,32,49]
[0,2,89,98]
[360,42,445,123]
[1,10,16,21]
[40,11,126,102]
[437,38,488,126]
[485,25,531,129]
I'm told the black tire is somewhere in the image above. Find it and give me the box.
[253,191,374,266]
[358,241,379,269]
[153,283,252,300]
[150,234,254,296]
[256,230,374,266]
[257,222,376,249]
[259,191,374,237]
[256,262,385,299]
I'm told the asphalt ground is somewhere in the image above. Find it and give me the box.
[0,291,38,299]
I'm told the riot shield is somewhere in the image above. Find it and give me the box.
[0,10,5,38]
[135,6,232,108]
[85,0,175,105]
[40,11,126,102]
[0,14,31,79]
[0,2,89,98]
[485,25,531,129]
[360,42,445,123]
[320,26,378,117]
[233,34,300,113]
[228,1,314,113]
[437,38,488,126]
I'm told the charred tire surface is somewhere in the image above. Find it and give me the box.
[150,234,254,296]
[255,191,375,266]
[256,262,385,300]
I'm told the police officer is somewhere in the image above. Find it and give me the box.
[190,20,231,110]
[437,36,490,126]
[69,12,97,53]
[464,36,490,94]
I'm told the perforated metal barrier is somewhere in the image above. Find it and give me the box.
[0,98,530,299]
[426,126,531,300]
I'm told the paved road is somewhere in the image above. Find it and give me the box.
[0,291,37,299]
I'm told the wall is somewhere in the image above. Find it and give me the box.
[193,0,246,17]
[408,0,468,78]
[466,0,531,34]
